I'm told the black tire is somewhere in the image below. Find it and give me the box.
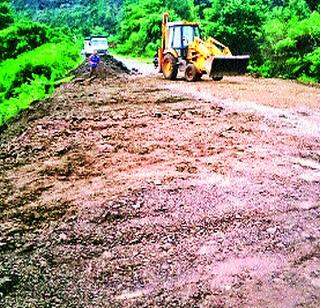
[163,54,178,80]
[185,64,201,82]
[212,76,223,81]
[153,52,158,68]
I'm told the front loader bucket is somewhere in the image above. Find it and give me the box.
[206,55,250,77]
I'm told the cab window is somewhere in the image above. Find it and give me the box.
[170,26,182,49]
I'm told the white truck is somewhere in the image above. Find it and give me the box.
[82,36,109,57]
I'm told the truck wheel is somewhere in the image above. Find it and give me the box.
[185,64,201,82]
[212,76,223,81]
[163,54,178,80]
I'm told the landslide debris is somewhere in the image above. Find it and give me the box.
[0,54,132,140]
[71,54,132,78]
[0,56,320,307]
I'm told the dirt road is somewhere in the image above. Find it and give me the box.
[0,58,320,307]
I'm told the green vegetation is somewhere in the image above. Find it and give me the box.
[0,0,13,30]
[0,42,80,126]
[0,1,81,127]
[257,9,320,82]
[202,0,268,64]
[0,22,53,61]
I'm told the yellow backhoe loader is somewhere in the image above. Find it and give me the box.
[155,13,250,81]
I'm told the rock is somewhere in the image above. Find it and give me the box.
[301,232,311,239]
[40,260,48,268]
[273,278,282,284]
[275,243,285,249]
[59,233,67,241]
[0,276,11,285]
[132,203,141,210]
[162,243,172,251]
[98,144,114,153]
[266,227,277,234]
[102,251,112,259]
[32,146,44,153]
[129,238,141,245]
[171,111,180,119]
[21,243,34,252]
[154,112,162,118]
[184,111,193,119]
[311,278,320,288]
[55,146,69,155]
[154,179,162,186]
[112,115,123,121]
[225,285,232,291]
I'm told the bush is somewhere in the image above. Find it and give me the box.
[258,11,320,82]
[203,0,268,58]
[0,0,13,30]
[0,21,72,62]
[0,41,81,126]
[114,0,195,57]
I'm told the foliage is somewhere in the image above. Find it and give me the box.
[0,41,81,126]
[257,10,320,82]
[0,22,51,61]
[0,0,14,30]
[14,0,124,37]
[203,0,268,58]
[32,5,95,37]
[280,0,311,20]
[114,0,195,57]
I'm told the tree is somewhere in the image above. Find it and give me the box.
[284,0,311,19]
[0,0,14,30]
[203,0,268,58]
[193,0,211,19]
[305,0,318,11]
[115,0,196,56]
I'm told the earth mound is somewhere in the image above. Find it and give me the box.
[71,54,132,78]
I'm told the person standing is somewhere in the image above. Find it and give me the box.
[88,50,100,77]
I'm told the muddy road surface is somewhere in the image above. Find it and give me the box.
[0,58,320,307]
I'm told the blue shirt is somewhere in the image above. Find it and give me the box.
[89,55,100,68]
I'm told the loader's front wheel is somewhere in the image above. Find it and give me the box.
[212,76,223,81]
[163,54,178,80]
[185,64,201,82]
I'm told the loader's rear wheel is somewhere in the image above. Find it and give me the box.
[163,54,178,80]
[185,64,201,82]
[212,76,223,81]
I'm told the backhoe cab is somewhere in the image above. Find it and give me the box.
[156,13,250,81]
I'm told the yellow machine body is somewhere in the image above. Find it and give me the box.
[157,13,250,81]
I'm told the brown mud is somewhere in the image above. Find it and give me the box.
[0,57,320,307]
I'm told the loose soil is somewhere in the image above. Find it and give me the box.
[0,57,320,307]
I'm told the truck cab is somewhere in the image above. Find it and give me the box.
[82,36,109,57]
